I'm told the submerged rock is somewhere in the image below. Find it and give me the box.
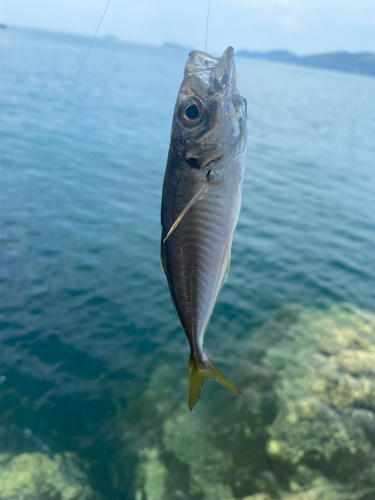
[0,451,100,500]
[116,304,375,500]
[237,483,341,500]
[264,305,375,492]
[135,447,167,500]
[162,407,234,500]
[129,362,237,500]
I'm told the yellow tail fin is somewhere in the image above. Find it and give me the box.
[188,354,243,411]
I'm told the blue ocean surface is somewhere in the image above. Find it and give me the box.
[1,27,375,500]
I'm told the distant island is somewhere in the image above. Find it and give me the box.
[162,43,375,78]
[102,34,118,43]
[0,24,7,29]
[237,49,375,78]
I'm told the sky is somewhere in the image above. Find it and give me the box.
[2,0,375,55]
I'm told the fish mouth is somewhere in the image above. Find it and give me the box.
[188,46,234,69]
[186,46,236,91]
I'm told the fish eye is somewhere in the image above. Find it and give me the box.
[185,104,199,119]
[180,98,205,127]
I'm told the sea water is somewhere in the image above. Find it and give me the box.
[1,27,375,500]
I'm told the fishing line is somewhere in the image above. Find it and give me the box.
[46,0,113,146]
[204,0,211,52]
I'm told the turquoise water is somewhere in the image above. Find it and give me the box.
[1,27,375,499]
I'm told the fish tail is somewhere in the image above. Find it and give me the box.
[188,353,243,411]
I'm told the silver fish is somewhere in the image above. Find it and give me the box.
[161,46,247,410]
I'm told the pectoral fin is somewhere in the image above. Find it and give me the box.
[163,182,211,244]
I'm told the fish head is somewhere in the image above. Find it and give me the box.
[171,46,247,169]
